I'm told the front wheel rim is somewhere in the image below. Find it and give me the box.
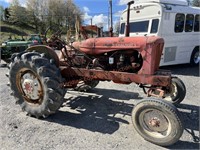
[139,109,172,138]
[164,81,178,102]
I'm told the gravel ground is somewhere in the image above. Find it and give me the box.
[0,61,199,150]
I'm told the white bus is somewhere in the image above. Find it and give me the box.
[119,0,200,66]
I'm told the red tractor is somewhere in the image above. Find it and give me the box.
[7,1,186,147]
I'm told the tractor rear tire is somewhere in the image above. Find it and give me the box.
[8,52,65,118]
[131,98,183,146]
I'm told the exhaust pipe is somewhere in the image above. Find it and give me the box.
[125,1,134,37]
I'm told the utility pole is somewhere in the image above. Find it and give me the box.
[109,0,113,37]
[108,6,110,30]
[91,18,93,37]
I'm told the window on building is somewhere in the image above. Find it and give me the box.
[194,15,199,32]
[151,19,159,33]
[130,21,149,33]
[185,14,194,32]
[174,13,185,33]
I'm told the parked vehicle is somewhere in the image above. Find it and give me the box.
[7,1,186,146]
[0,34,43,63]
[119,0,200,66]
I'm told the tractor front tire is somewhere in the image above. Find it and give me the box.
[8,52,65,118]
[131,98,183,146]
[163,77,186,104]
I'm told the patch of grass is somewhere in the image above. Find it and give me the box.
[0,21,36,44]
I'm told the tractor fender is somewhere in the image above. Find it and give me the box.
[26,45,60,67]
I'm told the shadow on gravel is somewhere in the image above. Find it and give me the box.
[45,89,199,149]
[160,64,199,77]
[170,103,200,149]
[46,88,142,134]
[170,141,199,149]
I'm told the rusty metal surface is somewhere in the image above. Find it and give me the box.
[72,36,164,75]
[139,41,164,75]
[72,36,163,55]
[72,37,143,55]
[26,45,60,67]
[80,25,101,39]
[60,67,171,87]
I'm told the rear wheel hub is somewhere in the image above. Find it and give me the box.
[142,109,170,135]
[17,69,43,104]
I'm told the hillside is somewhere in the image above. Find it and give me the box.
[0,21,36,44]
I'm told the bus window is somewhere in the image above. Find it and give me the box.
[151,19,159,33]
[185,14,194,32]
[120,23,125,34]
[194,15,200,32]
[175,13,185,33]
[130,21,149,33]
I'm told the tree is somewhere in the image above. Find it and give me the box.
[0,5,4,21]
[26,0,41,32]
[26,0,83,34]
[8,0,30,26]
[114,21,120,35]
[4,8,10,21]
[192,0,200,6]
[8,6,29,25]
[10,0,20,6]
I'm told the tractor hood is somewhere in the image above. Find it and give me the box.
[72,36,164,55]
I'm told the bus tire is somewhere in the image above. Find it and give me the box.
[131,98,183,146]
[190,47,200,66]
